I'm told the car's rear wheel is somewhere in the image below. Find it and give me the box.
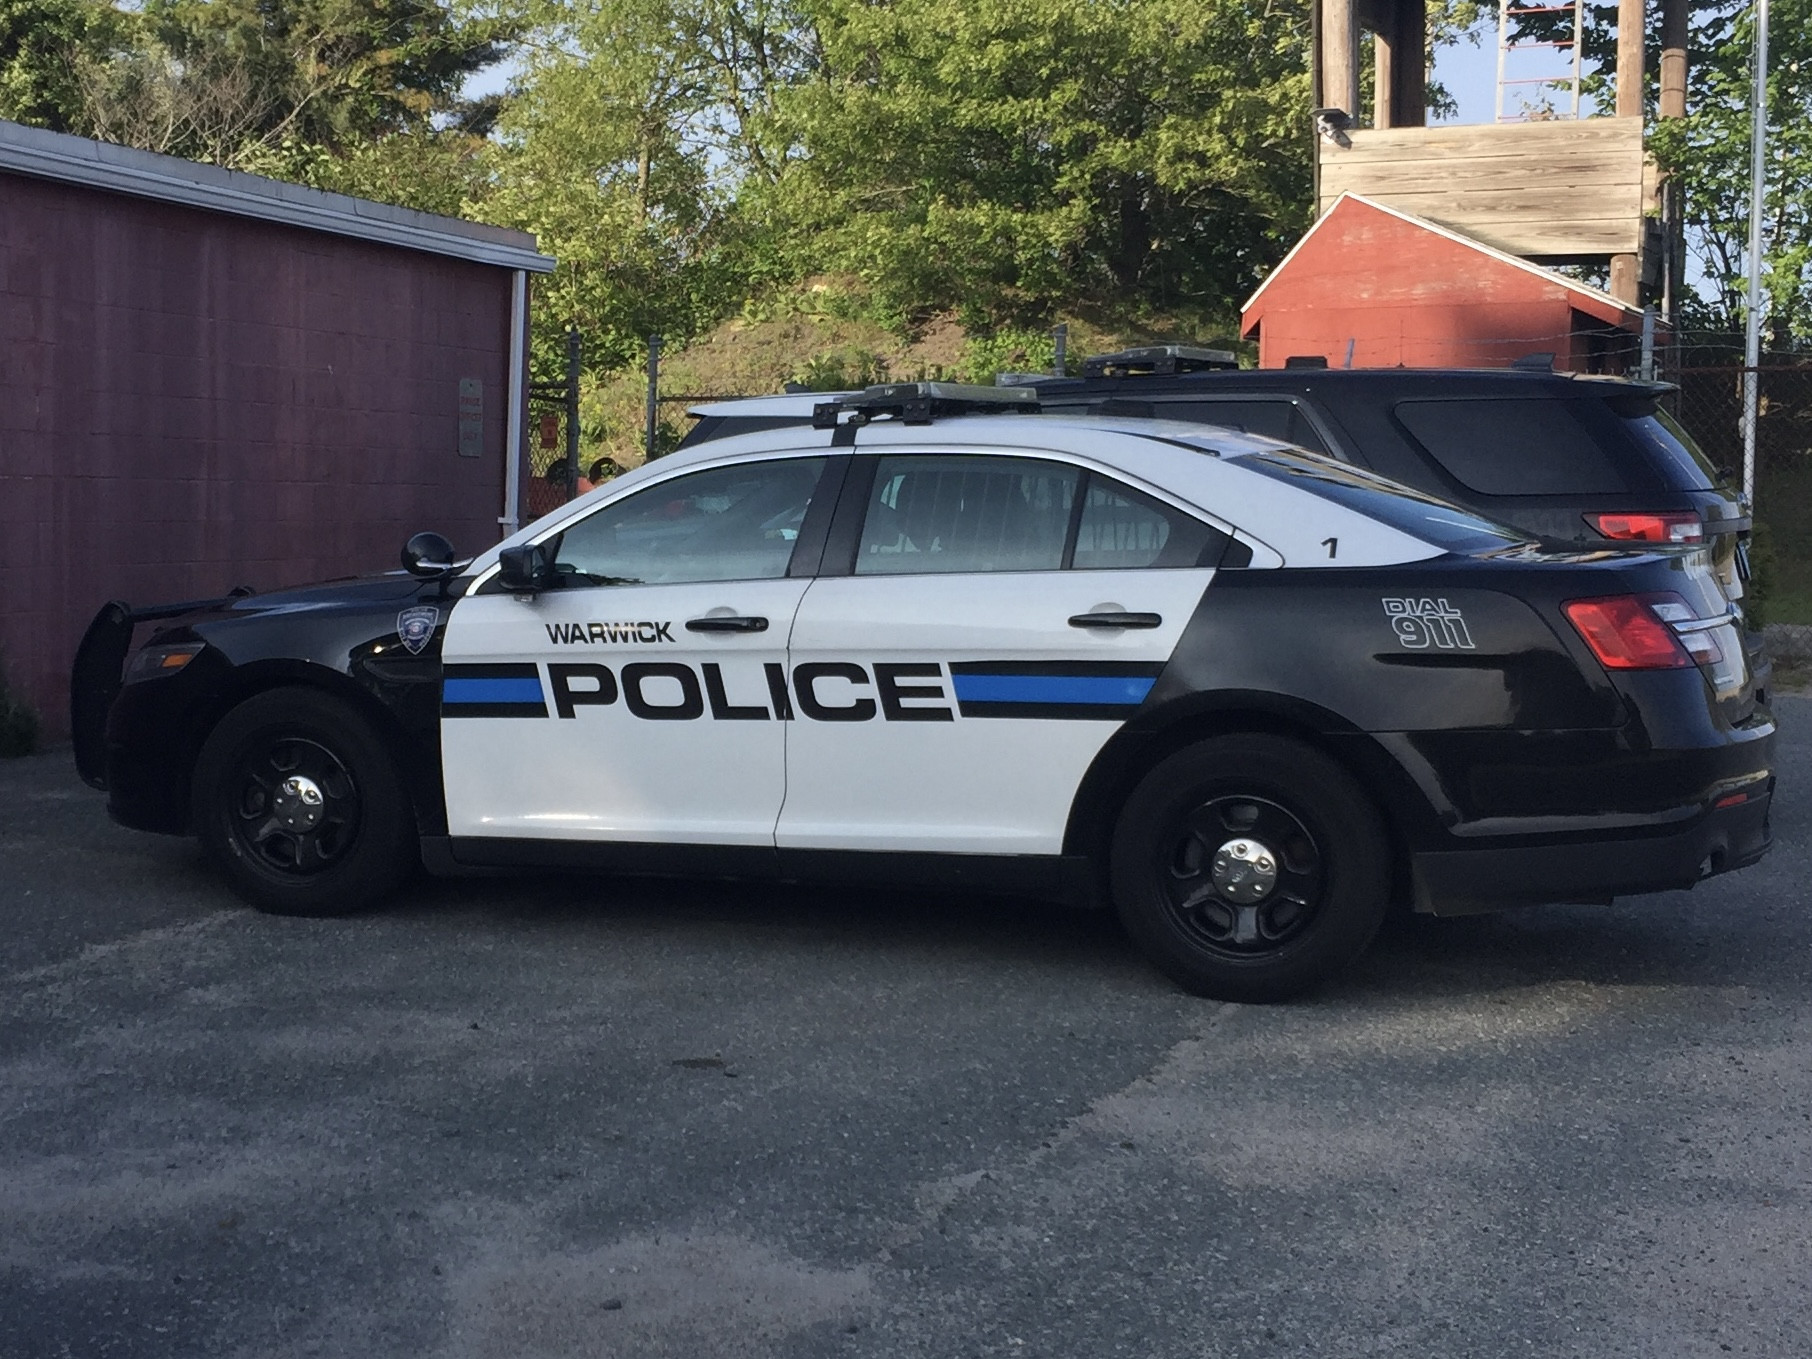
[1111,734,1390,1002]
[192,687,416,916]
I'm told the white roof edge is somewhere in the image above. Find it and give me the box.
[0,118,555,274]
[1240,191,1643,325]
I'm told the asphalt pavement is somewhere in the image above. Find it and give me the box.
[3,701,1809,1358]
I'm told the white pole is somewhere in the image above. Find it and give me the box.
[500,268,528,536]
[1741,0,1768,507]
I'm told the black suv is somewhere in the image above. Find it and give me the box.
[679,354,1753,618]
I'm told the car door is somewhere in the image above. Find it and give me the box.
[777,451,1228,857]
[441,454,832,846]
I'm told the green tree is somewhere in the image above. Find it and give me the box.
[68,0,509,170]
[0,0,126,130]
[1647,0,1812,339]
[1506,0,1812,339]
[483,0,744,377]
[754,0,1314,328]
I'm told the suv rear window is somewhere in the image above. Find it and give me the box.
[1392,398,1629,496]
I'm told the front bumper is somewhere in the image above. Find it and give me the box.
[1410,774,1774,915]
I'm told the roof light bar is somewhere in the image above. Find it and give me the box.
[811,381,1039,429]
[1081,345,1240,379]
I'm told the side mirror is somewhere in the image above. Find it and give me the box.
[401,531,457,578]
[497,539,557,593]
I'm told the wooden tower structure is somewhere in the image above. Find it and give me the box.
[1311,0,1690,310]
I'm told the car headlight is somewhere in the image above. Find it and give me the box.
[124,643,205,683]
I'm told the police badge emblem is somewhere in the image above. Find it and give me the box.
[396,605,439,655]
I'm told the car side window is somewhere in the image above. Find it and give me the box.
[549,457,827,587]
[1158,399,1331,455]
[856,455,1079,575]
[853,454,1232,575]
[1072,478,1223,569]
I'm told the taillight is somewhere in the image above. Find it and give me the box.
[1588,511,1704,544]
[1640,593,1725,666]
[1563,594,1693,669]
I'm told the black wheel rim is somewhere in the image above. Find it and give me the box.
[226,735,361,878]
[1161,794,1324,958]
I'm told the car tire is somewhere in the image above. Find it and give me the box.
[1110,734,1390,1003]
[192,687,417,917]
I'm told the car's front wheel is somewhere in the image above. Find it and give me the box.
[1111,734,1390,1002]
[192,687,417,916]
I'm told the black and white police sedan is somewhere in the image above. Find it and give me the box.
[73,384,1775,1001]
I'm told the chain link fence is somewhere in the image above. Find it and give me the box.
[1663,346,1812,630]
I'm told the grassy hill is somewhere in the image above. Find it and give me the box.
[578,296,1247,471]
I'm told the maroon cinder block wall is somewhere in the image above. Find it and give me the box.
[0,171,520,737]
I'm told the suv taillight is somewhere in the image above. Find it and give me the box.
[1563,594,1694,670]
[1588,512,1704,544]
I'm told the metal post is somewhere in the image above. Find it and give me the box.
[1741,0,1769,507]
[564,328,581,500]
[498,269,528,536]
[1639,305,1656,381]
[1052,324,1068,378]
[645,334,662,462]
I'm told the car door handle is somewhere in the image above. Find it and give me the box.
[1069,611,1163,629]
[1065,616,1166,630]
[685,615,769,633]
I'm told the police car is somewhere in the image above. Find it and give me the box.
[73,384,1776,1001]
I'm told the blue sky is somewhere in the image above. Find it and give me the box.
[1431,19,1608,124]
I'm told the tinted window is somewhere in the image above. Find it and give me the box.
[1393,398,1629,495]
[1073,479,1221,569]
[551,458,825,586]
[1627,410,1720,491]
[1237,448,1530,555]
[1155,399,1330,455]
[857,456,1078,574]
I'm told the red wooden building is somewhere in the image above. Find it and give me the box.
[0,119,554,737]
[1240,194,1650,373]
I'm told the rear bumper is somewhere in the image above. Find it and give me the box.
[1410,775,1774,915]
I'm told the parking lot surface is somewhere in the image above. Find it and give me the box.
[3,701,1809,1359]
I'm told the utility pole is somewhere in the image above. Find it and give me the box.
[1608,0,1645,306]
[1659,0,1688,354]
[1741,0,1769,506]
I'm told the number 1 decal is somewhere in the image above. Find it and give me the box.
[1321,537,1338,559]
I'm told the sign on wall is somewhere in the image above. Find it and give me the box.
[457,378,484,458]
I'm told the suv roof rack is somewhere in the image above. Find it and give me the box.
[1082,345,1239,378]
[811,381,1039,429]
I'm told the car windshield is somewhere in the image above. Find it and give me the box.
[1234,448,1533,555]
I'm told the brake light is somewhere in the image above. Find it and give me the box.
[1588,512,1704,544]
[1563,595,1693,669]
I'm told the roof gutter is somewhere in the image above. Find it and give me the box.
[0,119,555,275]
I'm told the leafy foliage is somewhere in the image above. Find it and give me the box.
[1507,0,1812,339]
[753,0,1313,329]
[0,0,126,130]
[1646,0,1812,338]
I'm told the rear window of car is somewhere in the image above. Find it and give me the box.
[1392,398,1630,496]
[1236,448,1531,556]
[1626,409,1720,492]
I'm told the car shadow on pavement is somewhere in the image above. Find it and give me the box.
[379,865,1799,1007]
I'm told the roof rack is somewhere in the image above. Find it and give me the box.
[1081,345,1240,378]
[811,381,1039,429]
